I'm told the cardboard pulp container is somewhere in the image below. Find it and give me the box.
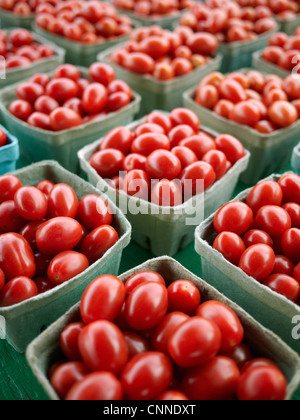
[98,45,223,116]
[0,28,66,89]
[0,9,34,29]
[292,144,300,175]
[0,124,19,175]
[78,112,250,257]
[114,8,187,30]
[252,51,289,79]
[26,256,300,400]
[183,84,300,185]
[0,67,141,173]
[195,173,300,354]
[0,160,132,353]
[276,15,300,35]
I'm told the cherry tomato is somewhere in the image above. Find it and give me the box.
[131,133,170,156]
[125,282,168,331]
[123,169,150,201]
[196,300,244,352]
[81,225,119,264]
[124,52,155,75]
[0,276,38,307]
[82,83,108,114]
[213,232,246,265]
[246,181,283,215]
[0,201,27,233]
[100,127,134,155]
[237,365,287,401]
[50,108,83,131]
[282,203,300,228]
[121,352,173,400]
[60,322,85,361]
[281,228,300,264]
[293,263,300,283]
[168,317,221,367]
[0,233,36,280]
[77,195,113,231]
[219,80,247,103]
[78,320,128,375]
[268,101,298,128]
[27,112,51,130]
[125,271,166,296]
[202,150,228,180]
[196,85,219,109]
[34,96,59,115]
[180,161,216,197]
[152,312,190,354]
[272,255,294,276]
[151,180,183,207]
[90,149,125,179]
[123,153,146,172]
[9,99,33,121]
[146,111,172,133]
[263,273,300,302]
[66,372,123,401]
[170,108,200,132]
[0,175,22,204]
[221,343,253,370]
[169,125,195,147]
[182,356,240,400]
[145,150,181,180]
[167,280,201,315]
[47,184,78,219]
[47,251,89,286]
[215,134,246,164]
[124,332,150,360]
[171,146,198,169]
[214,201,253,235]
[51,361,90,400]
[278,173,300,204]
[0,269,5,292]
[16,82,44,105]
[108,80,132,98]
[180,134,216,160]
[239,244,275,282]
[46,78,79,103]
[187,33,218,56]
[53,64,81,82]
[14,186,47,221]
[255,205,291,237]
[0,129,6,148]
[243,229,274,248]
[36,217,83,256]
[80,274,125,324]
[230,102,261,127]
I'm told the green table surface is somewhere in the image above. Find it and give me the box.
[0,162,299,400]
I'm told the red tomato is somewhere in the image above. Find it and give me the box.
[281,228,300,264]
[80,275,125,324]
[36,217,83,256]
[51,361,90,400]
[0,201,27,233]
[219,80,247,103]
[49,108,82,131]
[123,153,146,172]
[0,175,22,204]
[246,181,283,215]
[47,184,78,219]
[0,129,7,148]
[214,201,253,235]
[60,322,85,361]
[66,372,123,401]
[140,36,170,59]
[16,82,44,104]
[168,317,221,367]
[27,112,51,130]
[125,271,166,296]
[47,251,89,286]
[46,78,79,103]
[80,225,119,264]
[123,169,150,201]
[169,125,195,147]
[82,83,108,114]
[0,269,5,292]
[272,255,294,276]
[278,173,300,204]
[196,85,219,109]
[214,99,235,119]
[90,149,125,178]
[8,99,33,121]
[152,312,190,354]
[229,102,261,127]
[19,220,46,251]
[180,161,216,197]
[293,263,300,283]
[34,96,59,115]
[131,133,170,156]
[0,233,36,280]
[179,134,216,160]
[158,391,189,400]
[145,150,181,180]
[268,101,298,128]
[213,232,246,265]
[187,33,218,55]
[146,111,172,133]
[255,205,291,237]
[263,273,300,302]
[53,64,81,82]
[78,320,128,375]
[221,343,253,370]
[243,229,274,248]
[108,80,132,97]
[100,127,134,155]
[182,356,240,400]
[214,134,245,164]
[170,108,200,131]
[125,282,168,331]
[105,92,131,112]
[237,365,287,401]
[239,244,276,282]
[121,352,173,400]
[171,146,198,169]
[151,180,183,207]
[14,186,47,221]
[196,301,244,352]
[282,203,300,228]
[0,276,38,307]
[77,195,113,231]
[124,52,155,75]
[167,280,201,315]
[134,123,165,137]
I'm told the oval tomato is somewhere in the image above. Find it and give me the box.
[47,251,89,286]
[167,280,201,315]
[48,184,79,219]
[152,312,190,354]
[14,186,48,221]
[77,195,113,231]
[239,244,276,282]
[0,276,38,307]
[51,361,90,400]
[0,175,22,204]
[213,232,246,265]
[60,322,85,361]
[214,201,253,235]
[124,271,166,296]
[80,225,119,264]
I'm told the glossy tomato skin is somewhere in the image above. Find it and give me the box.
[121,352,173,400]
[77,195,113,231]
[239,244,276,282]
[180,161,216,197]
[145,150,182,180]
[214,201,253,236]
[263,274,300,302]
[158,391,189,400]
[36,217,83,256]
[47,184,79,219]
[151,180,183,207]
[242,230,274,248]
[0,175,22,204]
[221,343,253,370]
[131,133,170,156]
[66,372,123,401]
[125,282,168,331]
[123,169,150,201]
[246,181,283,215]
[278,174,300,204]
[80,275,125,324]
[167,280,201,315]
[282,203,300,228]
[78,320,128,375]
[272,255,294,276]
[237,365,287,401]
[14,186,48,221]
[100,127,134,155]
[182,356,240,401]
[49,108,82,131]
[60,322,85,361]
[152,312,190,354]
[51,361,90,400]
[0,201,27,233]
[171,146,198,169]
[124,332,150,360]
[168,317,222,367]
[196,301,244,352]
[90,149,125,179]
[0,269,5,292]
[82,83,107,114]
[0,233,36,280]
[213,232,246,265]
[125,271,166,296]
[80,225,119,264]
[0,276,38,307]
[255,205,291,237]
[170,108,200,131]
[214,134,246,164]
[47,251,89,286]
[19,220,46,251]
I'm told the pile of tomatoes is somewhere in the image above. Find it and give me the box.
[234,0,300,21]
[0,28,55,70]
[35,0,133,44]
[8,63,134,131]
[0,0,42,16]
[108,25,219,80]
[261,27,300,72]
[89,108,246,206]
[195,70,300,133]
[0,129,7,148]
[0,174,119,307]
[212,173,300,303]
[113,0,191,18]
[48,271,287,400]
[179,0,277,44]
